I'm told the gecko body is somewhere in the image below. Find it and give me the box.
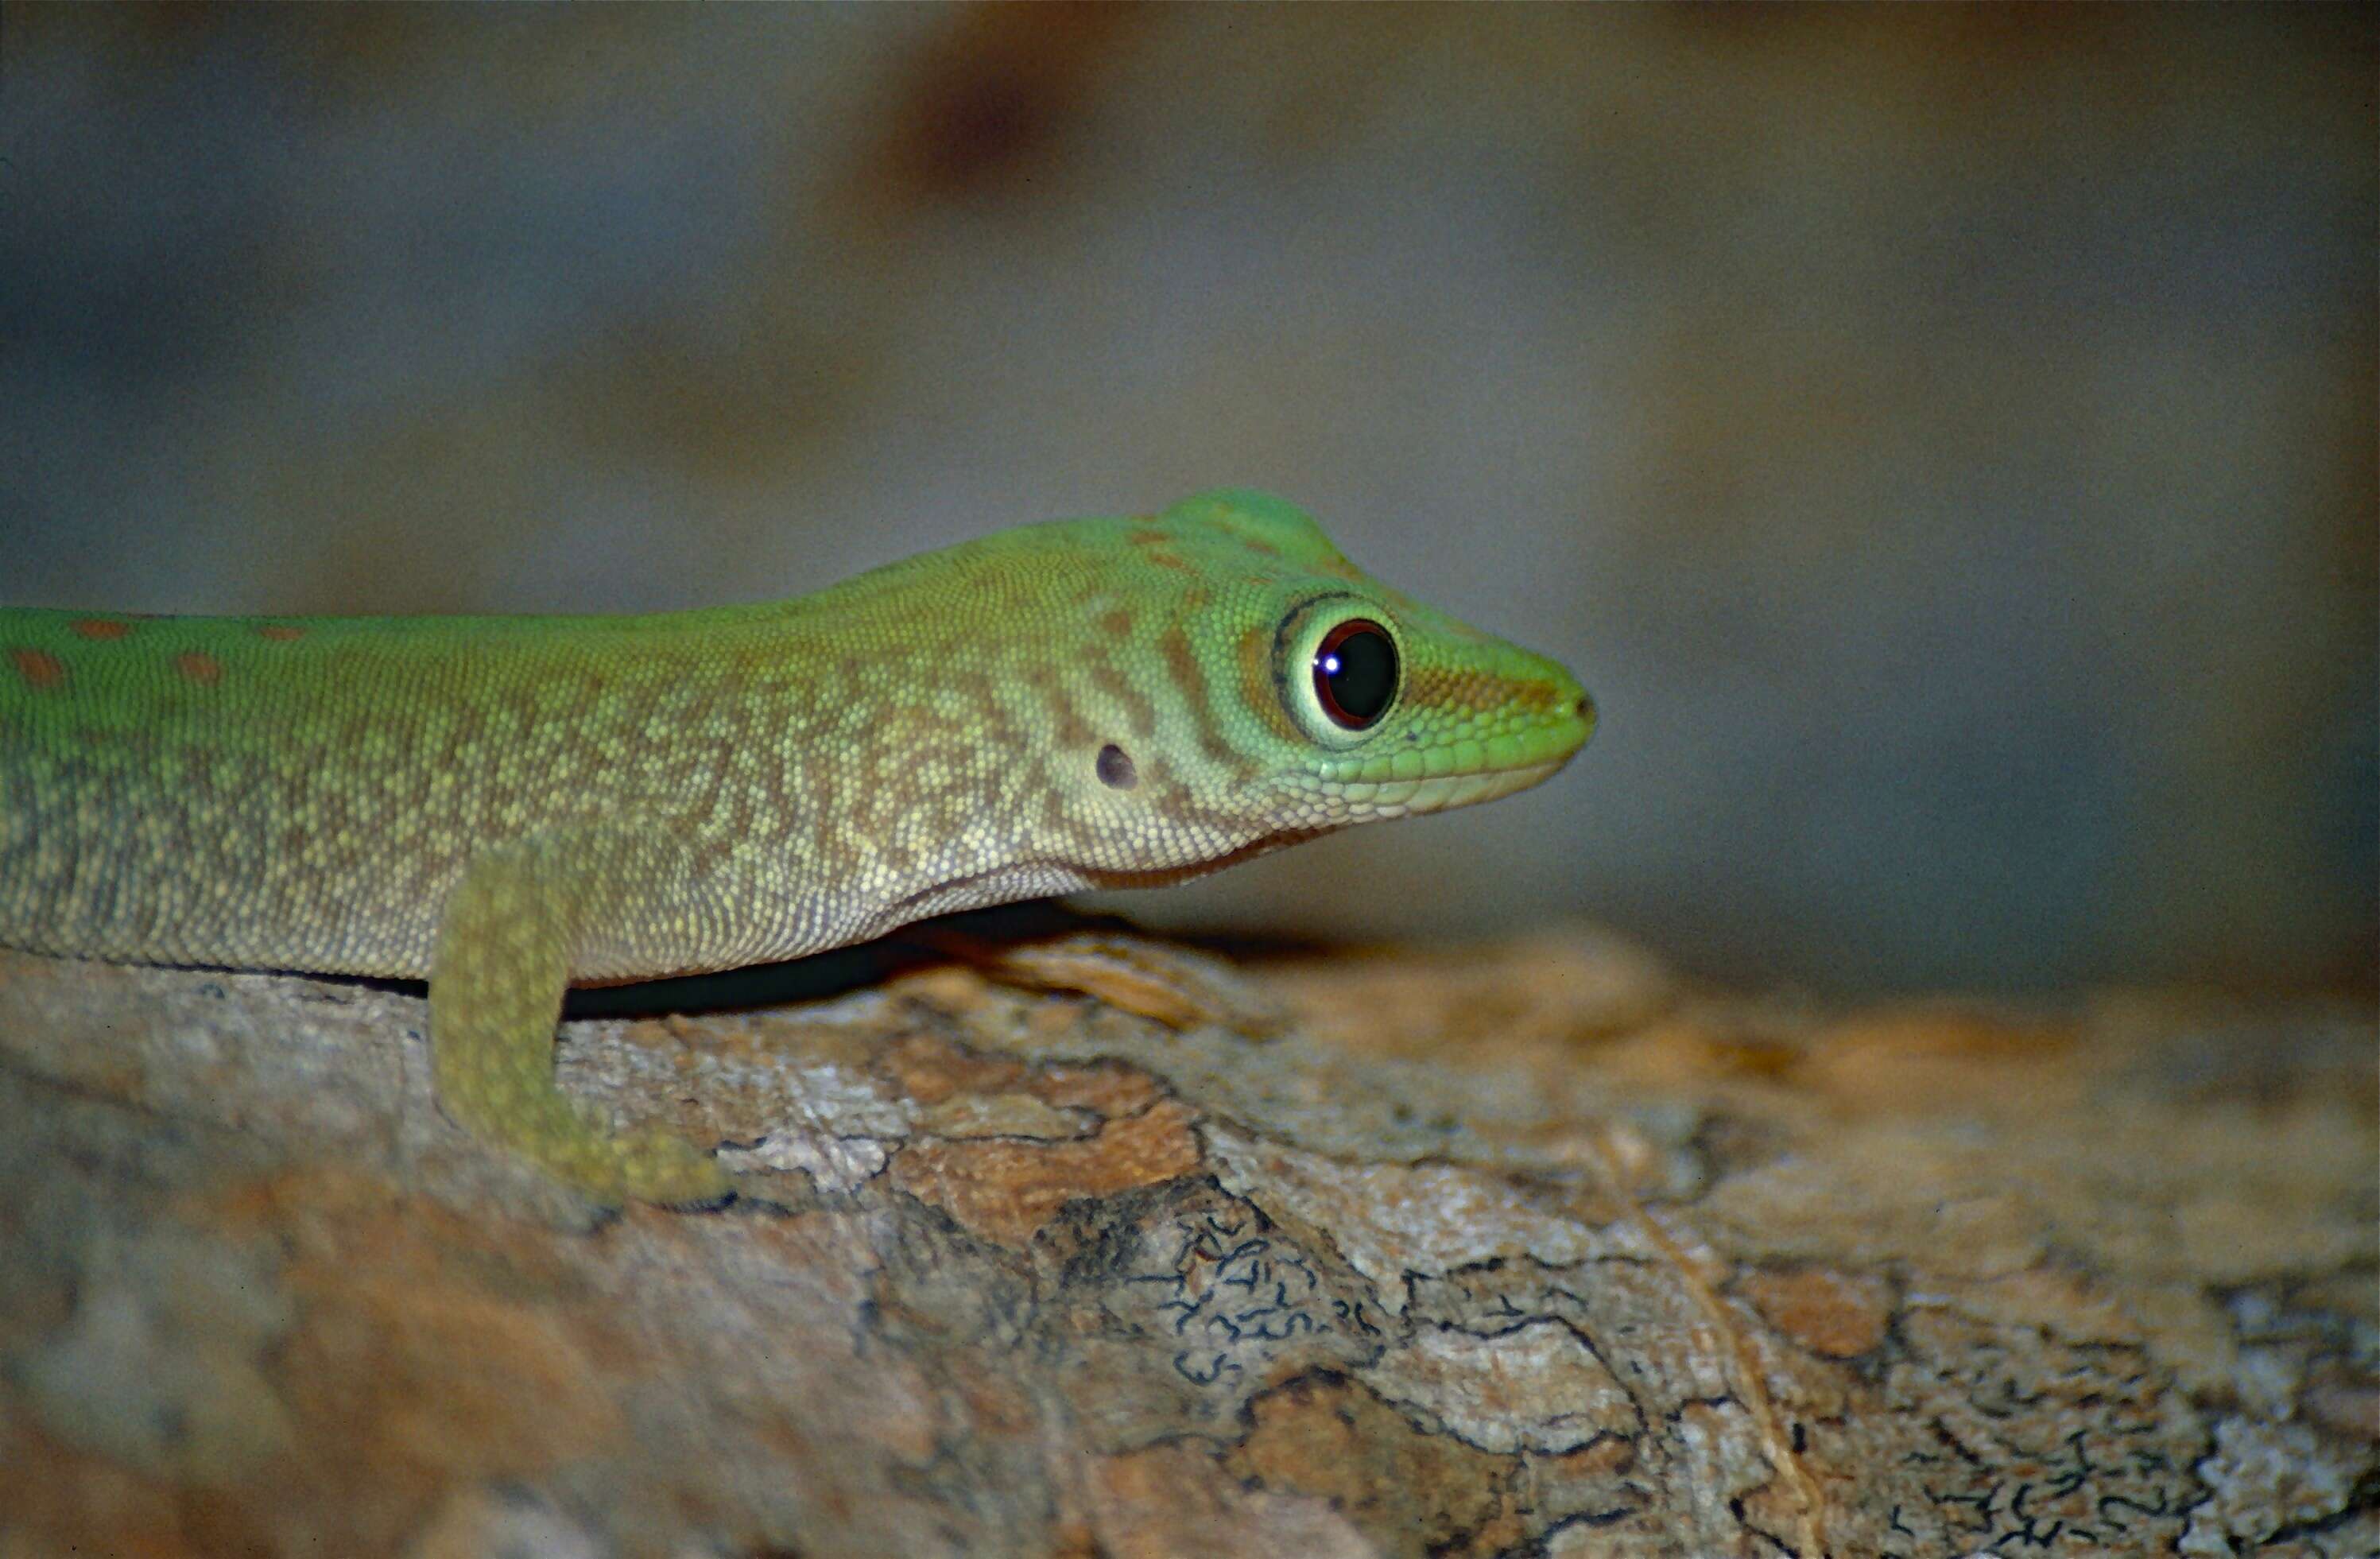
[2,491,1591,1204]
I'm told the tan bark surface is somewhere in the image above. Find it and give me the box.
[0,925,2370,1557]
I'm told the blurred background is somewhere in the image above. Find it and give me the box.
[2,4,2371,994]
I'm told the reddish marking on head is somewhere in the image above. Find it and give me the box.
[1405,662,1558,716]
[9,648,67,689]
[1024,665,1097,749]
[1097,607,1134,640]
[172,651,223,686]
[1083,642,1157,739]
[1238,622,1299,742]
[1160,624,1261,784]
[1129,527,1194,574]
[69,618,133,641]
[1159,626,1205,712]
[256,624,306,642]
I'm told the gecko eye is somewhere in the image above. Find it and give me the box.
[1312,619,1397,730]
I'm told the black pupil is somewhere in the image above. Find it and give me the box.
[1312,620,1397,729]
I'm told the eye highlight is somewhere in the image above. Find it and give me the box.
[1311,618,1398,730]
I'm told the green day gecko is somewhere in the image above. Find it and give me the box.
[0,491,1592,1206]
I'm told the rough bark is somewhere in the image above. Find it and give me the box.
[0,922,2370,1557]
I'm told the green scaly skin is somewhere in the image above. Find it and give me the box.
[1,491,1593,1205]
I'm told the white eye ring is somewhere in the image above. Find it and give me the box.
[1277,598,1403,750]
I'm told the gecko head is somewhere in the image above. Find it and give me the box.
[1083,490,1595,850]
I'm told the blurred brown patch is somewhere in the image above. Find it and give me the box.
[1262,928,1677,1065]
[868,3,1141,207]
[193,1168,626,1551]
[1800,1003,2078,1115]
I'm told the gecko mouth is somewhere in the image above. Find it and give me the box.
[1308,756,1578,821]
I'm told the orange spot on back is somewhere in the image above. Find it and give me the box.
[11,647,69,690]
[172,651,223,686]
[1098,607,1134,639]
[10,648,67,688]
[69,618,133,640]
[256,623,306,642]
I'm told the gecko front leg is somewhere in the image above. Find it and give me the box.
[429,829,734,1208]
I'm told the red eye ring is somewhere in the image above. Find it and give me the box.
[1311,619,1398,730]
